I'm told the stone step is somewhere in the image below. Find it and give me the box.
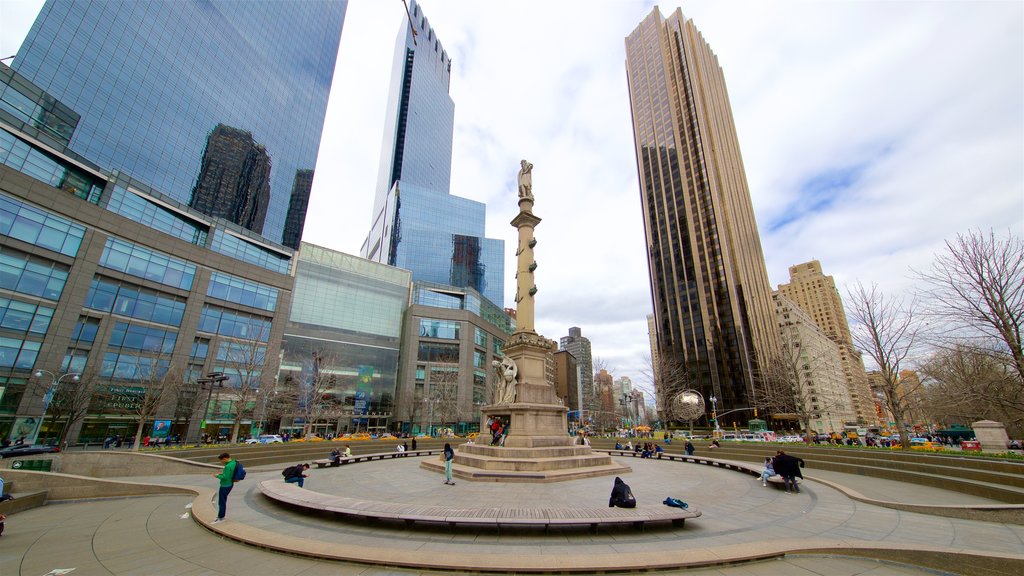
[456,453,615,472]
[460,444,593,459]
[421,459,631,483]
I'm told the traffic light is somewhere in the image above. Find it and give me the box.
[753,407,758,418]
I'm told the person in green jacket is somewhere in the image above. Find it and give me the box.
[212,452,236,523]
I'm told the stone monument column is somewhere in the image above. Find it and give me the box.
[421,160,629,480]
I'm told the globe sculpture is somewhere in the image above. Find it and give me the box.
[672,390,705,422]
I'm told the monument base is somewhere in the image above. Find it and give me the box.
[420,393,630,482]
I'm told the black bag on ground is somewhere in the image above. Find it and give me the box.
[609,477,637,508]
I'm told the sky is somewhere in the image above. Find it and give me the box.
[2,1,1022,400]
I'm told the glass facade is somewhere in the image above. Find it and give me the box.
[0,336,40,370]
[412,282,515,335]
[419,319,460,340]
[207,271,278,312]
[0,297,54,335]
[13,0,347,245]
[0,128,104,204]
[384,184,504,306]
[0,191,85,256]
[0,246,69,301]
[100,237,196,290]
[280,243,410,433]
[211,230,291,274]
[85,278,186,327]
[105,185,208,246]
[198,305,272,342]
[361,2,504,308]
[290,244,410,338]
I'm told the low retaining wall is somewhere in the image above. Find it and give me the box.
[0,469,197,501]
[1,451,219,477]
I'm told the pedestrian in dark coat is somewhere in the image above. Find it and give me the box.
[772,450,805,494]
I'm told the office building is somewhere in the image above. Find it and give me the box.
[394,281,515,435]
[553,349,579,412]
[0,63,294,444]
[360,1,503,306]
[559,326,594,416]
[626,7,780,420]
[772,292,854,433]
[277,244,410,436]
[777,260,879,425]
[10,0,346,245]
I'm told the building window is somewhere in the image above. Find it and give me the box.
[0,296,54,335]
[0,128,103,204]
[211,230,290,274]
[107,321,177,354]
[473,349,486,369]
[474,327,487,347]
[417,342,459,363]
[99,237,196,290]
[0,191,86,256]
[0,246,69,301]
[198,305,272,342]
[207,271,278,311]
[419,318,460,340]
[105,185,208,245]
[100,352,169,380]
[85,278,186,327]
[0,335,40,369]
[71,316,101,344]
[61,347,88,373]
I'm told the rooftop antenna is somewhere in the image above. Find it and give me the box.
[401,0,418,46]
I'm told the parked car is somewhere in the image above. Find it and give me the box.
[0,444,60,458]
[244,434,283,444]
[779,435,803,443]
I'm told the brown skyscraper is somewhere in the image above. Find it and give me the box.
[190,124,271,235]
[626,8,779,419]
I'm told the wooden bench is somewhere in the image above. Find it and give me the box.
[314,449,439,469]
[258,479,699,532]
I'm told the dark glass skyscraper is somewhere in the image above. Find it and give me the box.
[360,1,504,307]
[11,0,346,246]
[625,7,779,420]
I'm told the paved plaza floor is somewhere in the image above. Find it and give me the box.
[2,454,1022,575]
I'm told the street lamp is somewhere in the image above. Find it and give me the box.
[32,369,80,444]
[423,397,438,436]
[709,395,721,433]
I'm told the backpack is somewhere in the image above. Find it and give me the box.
[663,497,688,509]
[282,465,300,478]
[232,461,246,482]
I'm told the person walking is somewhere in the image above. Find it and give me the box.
[411,437,417,451]
[443,442,455,485]
[685,440,695,456]
[283,463,310,487]
[772,450,805,494]
[212,452,237,523]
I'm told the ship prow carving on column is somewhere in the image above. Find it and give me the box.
[420,160,630,482]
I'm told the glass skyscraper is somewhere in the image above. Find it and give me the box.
[10,0,346,246]
[361,1,504,307]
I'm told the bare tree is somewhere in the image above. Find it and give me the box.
[31,372,99,446]
[430,367,460,433]
[287,349,340,439]
[753,334,848,436]
[919,344,1024,437]
[641,352,696,426]
[103,356,181,452]
[219,323,272,443]
[848,282,924,450]
[916,229,1024,385]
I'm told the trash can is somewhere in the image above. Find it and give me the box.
[960,440,981,452]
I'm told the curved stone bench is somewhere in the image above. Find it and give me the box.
[257,479,699,531]
[599,450,1024,525]
[313,449,439,468]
